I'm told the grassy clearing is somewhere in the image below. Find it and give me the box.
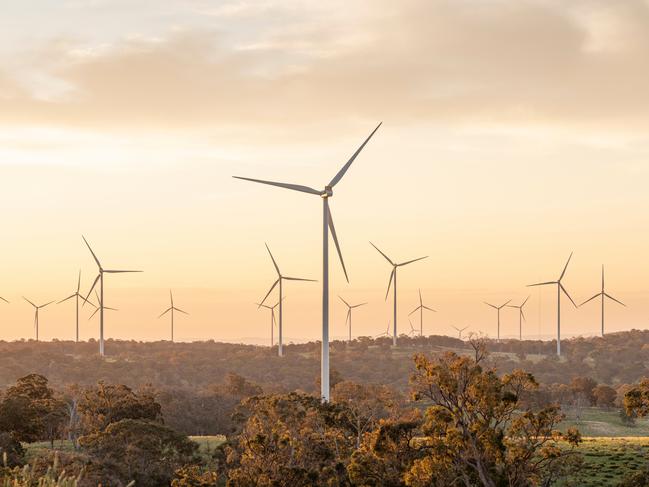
[560,407,649,437]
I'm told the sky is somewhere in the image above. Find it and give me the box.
[1,0,649,344]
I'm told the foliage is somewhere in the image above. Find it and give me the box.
[171,466,219,486]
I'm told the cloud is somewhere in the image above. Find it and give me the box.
[1,0,649,133]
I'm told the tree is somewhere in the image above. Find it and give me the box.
[570,376,598,405]
[624,379,649,418]
[77,381,162,434]
[79,419,197,487]
[404,340,581,487]
[593,384,617,409]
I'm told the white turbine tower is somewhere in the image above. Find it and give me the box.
[58,270,95,343]
[339,296,367,342]
[257,299,281,347]
[258,243,315,357]
[23,297,54,341]
[507,296,530,341]
[82,236,141,357]
[370,242,427,347]
[484,299,511,342]
[408,289,436,336]
[528,252,577,356]
[158,290,189,342]
[452,325,469,339]
[580,266,625,337]
[234,123,381,402]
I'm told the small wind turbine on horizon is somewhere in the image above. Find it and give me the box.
[339,296,367,342]
[23,297,54,341]
[407,318,418,337]
[408,289,435,336]
[234,122,381,402]
[374,321,391,338]
[507,296,530,340]
[257,299,282,347]
[89,290,117,320]
[158,290,189,342]
[371,242,427,347]
[82,236,141,357]
[452,325,469,339]
[484,299,511,342]
[528,252,577,356]
[58,270,95,343]
[580,266,625,337]
[258,243,315,357]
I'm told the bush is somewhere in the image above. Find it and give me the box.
[0,433,24,467]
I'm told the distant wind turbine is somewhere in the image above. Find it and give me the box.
[407,318,418,337]
[374,321,391,338]
[257,299,282,347]
[408,289,436,336]
[339,296,367,342]
[452,325,469,339]
[82,236,141,357]
[507,296,530,340]
[158,290,189,342]
[580,266,625,337]
[89,290,117,320]
[484,299,511,342]
[234,123,381,402]
[258,243,315,357]
[23,297,54,341]
[370,242,427,347]
[528,252,577,356]
[58,270,95,343]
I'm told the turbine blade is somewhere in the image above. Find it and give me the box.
[370,242,394,265]
[23,297,36,307]
[103,270,142,273]
[560,283,577,308]
[423,306,436,312]
[79,294,96,308]
[105,306,118,311]
[559,252,573,281]
[339,296,351,308]
[346,309,351,327]
[409,306,420,316]
[84,274,100,306]
[398,256,428,267]
[527,281,557,287]
[419,288,423,306]
[282,276,317,282]
[385,268,395,301]
[174,307,189,315]
[89,308,99,320]
[265,243,281,276]
[259,279,280,308]
[57,294,76,304]
[604,292,626,307]
[484,302,497,309]
[158,307,172,318]
[232,176,321,195]
[0,297,8,303]
[521,309,526,322]
[255,303,272,310]
[82,235,101,268]
[328,206,349,282]
[328,122,382,188]
[579,293,601,307]
[352,302,368,308]
[499,299,512,309]
[170,289,174,307]
[522,295,530,307]
[40,301,55,308]
[77,270,81,293]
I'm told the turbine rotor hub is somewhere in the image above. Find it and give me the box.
[322,186,333,198]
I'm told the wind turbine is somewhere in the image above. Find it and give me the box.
[507,296,530,341]
[82,236,141,357]
[258,243,316,357]
[58,270,95,343]
[339,296,367,342]
[407,318,418,337]
[23,297,54,341]
[89,290,117,319]
[370,242,427,347]
[374,321,391,338]
[257,299,281,347]
[408,289,436,336]
[234,122,381,402]
[158,290,189,342]
[528,252,577,356]
[483,299,511,342]
[580,266,625,337]
[452,325,469,339]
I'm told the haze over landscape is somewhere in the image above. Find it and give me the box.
[2,0,649,343]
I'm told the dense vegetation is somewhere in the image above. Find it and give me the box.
[2,332,649,485]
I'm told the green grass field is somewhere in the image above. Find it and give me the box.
[560,407,649,437]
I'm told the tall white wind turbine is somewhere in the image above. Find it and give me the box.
[483,299,511,342]
[452,325,469,339]
[528,252,577,356]
[82,236,141,357]
[257,299,281,347]
[234,123,381,401]
[507,295,530,340]
[158,290,189,342]
[258,243,315,357]
[58,270,95,343]
[370,242,427,347]
[339,296,367,342]
[23,297,54,341]
[408,289,436,336]
[580,266,625,337]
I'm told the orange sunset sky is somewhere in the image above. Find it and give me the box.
[1,0,648,343]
